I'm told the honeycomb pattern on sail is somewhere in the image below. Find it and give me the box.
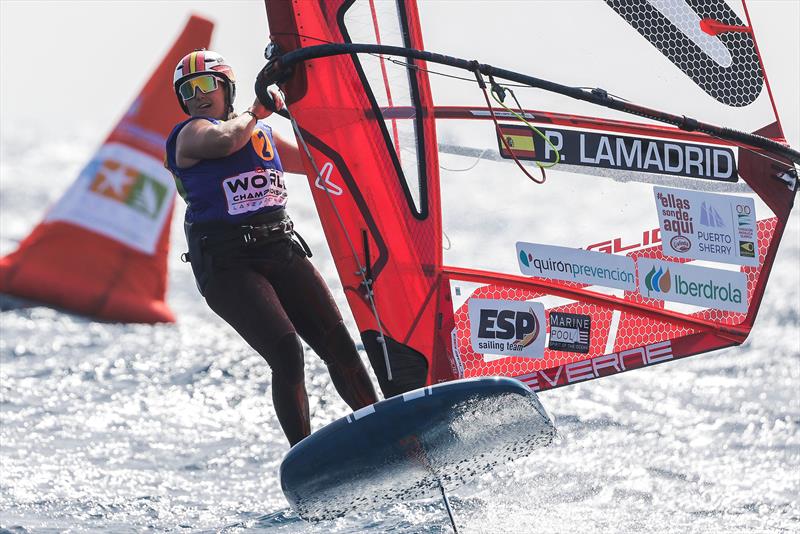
[605,0,763,107]
[448,218,777,391]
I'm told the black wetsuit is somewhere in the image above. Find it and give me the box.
[187,211,378,445]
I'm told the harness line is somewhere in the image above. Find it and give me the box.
[284,105,394,382]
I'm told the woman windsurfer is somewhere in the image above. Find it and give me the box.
[164,50,378,446]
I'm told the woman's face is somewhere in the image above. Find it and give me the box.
[183,76,227,119]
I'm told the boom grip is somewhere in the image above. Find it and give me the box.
[255,66,290,119]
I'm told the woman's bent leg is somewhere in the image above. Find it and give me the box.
[270,255,379,410]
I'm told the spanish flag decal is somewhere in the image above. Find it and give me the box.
[497,124,536,159]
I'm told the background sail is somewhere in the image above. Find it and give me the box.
[0,15,213,323]
[265,0,795,393]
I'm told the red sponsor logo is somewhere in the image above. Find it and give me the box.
[670,235,692,252]
[586,228,661,255]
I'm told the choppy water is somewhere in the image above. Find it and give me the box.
[1,123,798,533]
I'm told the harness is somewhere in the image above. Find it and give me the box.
[181,212,313,264]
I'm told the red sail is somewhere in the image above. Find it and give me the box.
[264,0,795,393]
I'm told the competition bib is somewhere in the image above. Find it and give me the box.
[222,167,287,215]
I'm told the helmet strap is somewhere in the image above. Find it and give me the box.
[225,85,234,115]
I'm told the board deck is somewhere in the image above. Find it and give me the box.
[280,377,556,520]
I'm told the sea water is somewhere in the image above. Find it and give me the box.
[0,120,798,534]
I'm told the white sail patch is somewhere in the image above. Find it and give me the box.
[517,242,637,291]
[646,0,733,67]
[653,186,759,266]
[638,257,748,313]
[468,299,546,359]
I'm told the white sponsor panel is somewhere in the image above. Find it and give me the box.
[468,299,546,359]
[638,258,748,313]
[517,242,636,291]
[45,143,175,255]
[653,186,758,266]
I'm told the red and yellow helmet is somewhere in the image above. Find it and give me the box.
[173,49,236,114]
